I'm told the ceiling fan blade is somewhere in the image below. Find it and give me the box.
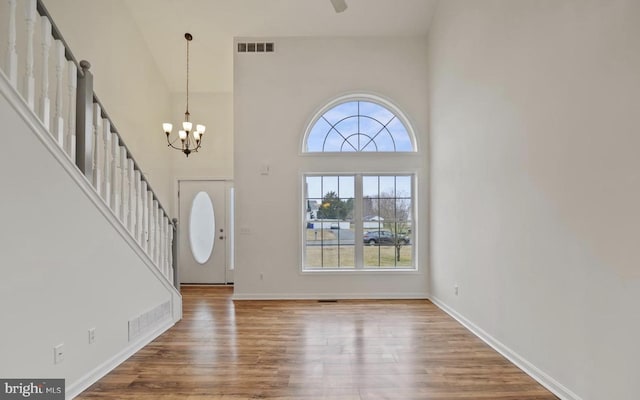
[330,0,348,13]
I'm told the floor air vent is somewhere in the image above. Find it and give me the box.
[237,42,275,53]
[128,300,171,342]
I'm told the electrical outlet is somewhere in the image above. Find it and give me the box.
[88,328,96,344]
[454,285,459,296]
[54,343,64,364]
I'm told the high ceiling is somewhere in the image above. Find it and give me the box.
[122,0,436,93]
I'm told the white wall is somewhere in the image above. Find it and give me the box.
[428,1,640,399]
[0,77,179,397]
[234,36,429,298]
[43,0,174,210]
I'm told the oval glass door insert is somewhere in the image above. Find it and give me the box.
[189,191,215,264]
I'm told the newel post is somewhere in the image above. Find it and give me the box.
[75,60,94,180]
[172,218,179,290]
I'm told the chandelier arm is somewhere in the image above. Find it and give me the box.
[166,135,186,150]
[165,131,203,151]
[188,134,202,152]
[187,136,199,152]
[167,143,184,151]
[195,136,203,151]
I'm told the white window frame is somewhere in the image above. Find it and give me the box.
[299,93,421,273]
[301,173,417,272]
[301,93,418,155]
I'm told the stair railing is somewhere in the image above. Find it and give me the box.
[1,0,177,287]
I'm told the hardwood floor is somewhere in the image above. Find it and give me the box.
[77,286,558,399]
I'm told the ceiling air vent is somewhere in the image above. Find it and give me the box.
[237,42,275,53]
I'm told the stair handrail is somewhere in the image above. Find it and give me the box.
[2,0,177,286]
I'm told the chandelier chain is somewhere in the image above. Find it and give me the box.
[186,36,190,115]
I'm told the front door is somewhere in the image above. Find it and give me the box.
[178,180,231,284]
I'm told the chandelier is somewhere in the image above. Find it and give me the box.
[162,33,205,157]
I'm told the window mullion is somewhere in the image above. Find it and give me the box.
[354,174,364,268]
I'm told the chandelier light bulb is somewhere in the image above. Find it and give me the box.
[193,131,201,141]
[163,123,173,133]
[182,121,193,132]
[178,130,187,140]
[196,124,206,134]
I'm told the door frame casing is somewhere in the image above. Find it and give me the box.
[176,178,234,286]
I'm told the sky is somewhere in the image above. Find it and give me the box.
[306,101,414,152]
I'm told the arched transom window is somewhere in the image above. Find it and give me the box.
[305,99,415,153]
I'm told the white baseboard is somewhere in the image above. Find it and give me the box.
[233,292,429,300]
[66,318,175,399]
[429,296,581,400]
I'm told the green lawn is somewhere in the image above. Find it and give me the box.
[305,229,337,241]
[304,244,413,268]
